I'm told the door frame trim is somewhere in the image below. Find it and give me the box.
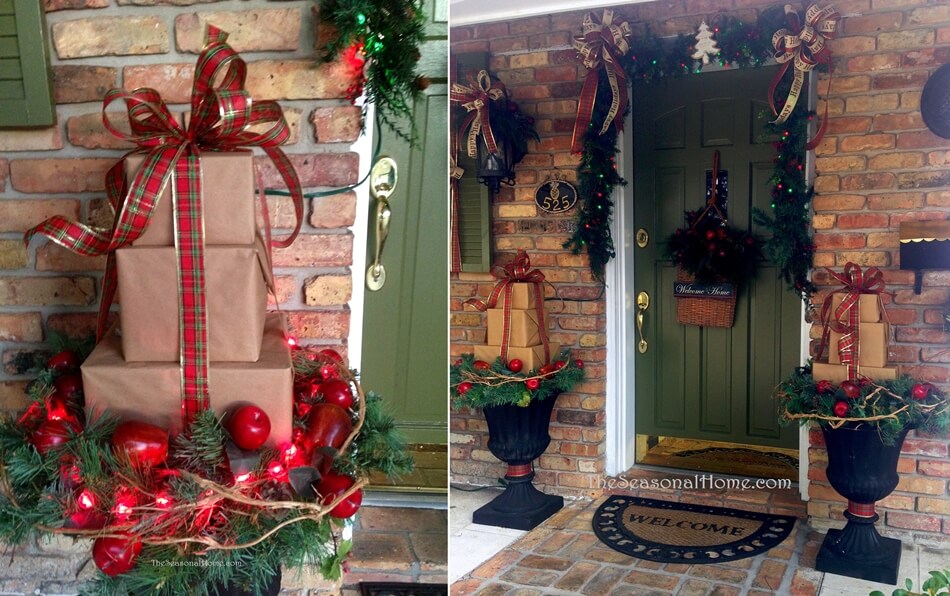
[604,70,814,503]
[347,101,376,373]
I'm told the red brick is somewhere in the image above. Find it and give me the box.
[272,233,351,268]
[839,134,894,152]
[919,460,950,478]
[285,310,349,340]
[886,511,941,532]
[867,192,924,210]
[836,213,889,229]
[0,313,43,342]
[44,0,107,11]
[310,107,362,143]
[66,113,134,150]
[897,130,950,149]
[473,22,509,39]
[10,159,113,194]
[123,63,195,104]
[174,9,301,53]
[902,439,949,458]
[843,12,903,34]
[52,16,168,59]
[0,277,96,306]
[847,54,901,72]
[840,173,895,191]
[873,71,930,90]
[873,113,925,132]
[813,195,865,211]
[868,152,925,169]
[0,200,81,233]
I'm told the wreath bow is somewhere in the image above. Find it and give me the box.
[768,3,838,146]
[450,70,505,159]
[571,9,631,154]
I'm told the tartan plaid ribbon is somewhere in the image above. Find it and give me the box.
[571,9,631,154]
[465,250,551,364]
[450,70,505,159]
[817,263,885,379]
[24,26,303,426]
[449,152,464,273]
[768,3,838,149]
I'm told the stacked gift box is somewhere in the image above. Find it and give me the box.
[813,269,898,384]
[473,282,558,370]
[81,152,294,444]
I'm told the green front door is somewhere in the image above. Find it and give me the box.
[360,0,447,445]
[632,66,800,450]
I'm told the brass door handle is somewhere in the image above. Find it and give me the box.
[636,291,649,354]
[366,157,397,292]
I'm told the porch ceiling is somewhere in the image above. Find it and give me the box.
[450,0,652,26]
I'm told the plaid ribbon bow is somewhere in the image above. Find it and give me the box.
[768,4,839,147]
[450,70,505,159]
[25,26,304,427]
[817,263,885,379]
[465,251,551,364]
[571,9,631,154]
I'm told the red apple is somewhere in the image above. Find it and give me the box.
[816,380,834,395]
[225,405,272,451]
[319,348,344,364]
[911,383,929,401]
[839,380,861,400]
[538,364,555,375]
[833,401,849,418]
[92,535,142,577]
[112,420,168,467]
[30,418,78,454]
[314,379,354,409]
[305,403,353,451]
[47,350,80,372]
[554,360,566,369]
[526,378,540,390]
[507,359,524,373]
[314,472,362,518]
[457,382,473,395]
[574,359,585,369]
[473,360,491,370]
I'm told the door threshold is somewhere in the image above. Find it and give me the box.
[635,435,799,481]
[363,489,448,510]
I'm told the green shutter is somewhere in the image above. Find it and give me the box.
[0,0,55,127]
[457,151,491,272]
[453,51,491,272]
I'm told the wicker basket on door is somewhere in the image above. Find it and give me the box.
[675,269,737,328]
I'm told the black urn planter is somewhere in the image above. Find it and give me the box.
[472,393,564,531]
[815,424,909,585]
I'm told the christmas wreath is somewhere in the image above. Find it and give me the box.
[450,352,585,410]
[777,367,950,446]
[318,0,428,144]
[0,343,412,594]
[667,208,762,286]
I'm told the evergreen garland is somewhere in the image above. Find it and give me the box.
[0,345,413,592]
[565,10,819,299]
[318,0,427,145]
[450,351,585,409]
[777,367,950,446]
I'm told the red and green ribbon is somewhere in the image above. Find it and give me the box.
[465,250,551,365]
[817,263,885,379]
[25,26,303,426]
[571,9,631,155]
[450,70,505,159]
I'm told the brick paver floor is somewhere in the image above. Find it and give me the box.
[452,496,826,596]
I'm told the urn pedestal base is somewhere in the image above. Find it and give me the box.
[473,468,563,531]
[816,510,900,585]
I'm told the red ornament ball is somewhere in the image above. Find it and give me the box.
[457,381,473,395]
[574,359,585,369]
[319,364,339,380]
[816,380,834,394]
[473,360,491,370]
[705,230,716,240]
[315,379,354,409]
[30,418,78,455]
[313,472,363,518]
[112,420,168,467]
[839,380,861,400]
[554,360,566,370]
[47,350,80,372]
[911,383,929,401]
[538,364,555,375]
[92,535,142,577]
[54,374,83,402]
[507,359,524,373]
[833,401,849,418]
[319,348,344,364]
[526,378,541,390]
[225,405,272,451]
[305,403,353,451]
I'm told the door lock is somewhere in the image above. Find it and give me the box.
[636,228,649,248]
[636,291,649,354]
[366,156,397,292]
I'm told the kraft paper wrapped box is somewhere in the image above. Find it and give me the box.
[487,308,542,348]
[474,342,560,372]
[830,293,882,323]
[498,283,538,310]
[124,151,257,247]
[82,314,293,444]
[828,322,889,368]
[812,362,898,385]
[117,243,267,362]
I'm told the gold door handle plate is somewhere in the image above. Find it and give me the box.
[636,291,649,354]
[636,228,649,248]
[366,157,397,292]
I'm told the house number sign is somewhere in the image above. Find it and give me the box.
[535,180,578,214]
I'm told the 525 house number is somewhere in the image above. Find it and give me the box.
[535,180,578,214]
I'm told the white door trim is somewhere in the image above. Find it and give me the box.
[346,101,376,373]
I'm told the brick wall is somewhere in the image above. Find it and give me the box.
[449,0,950,544]
[0,0,361,591]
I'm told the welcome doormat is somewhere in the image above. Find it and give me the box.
[359,582,448,596]
[592,496,796,564]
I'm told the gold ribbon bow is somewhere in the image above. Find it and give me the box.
[769,3,839,125]
[450,70,505,159]
[571,9,631,154]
